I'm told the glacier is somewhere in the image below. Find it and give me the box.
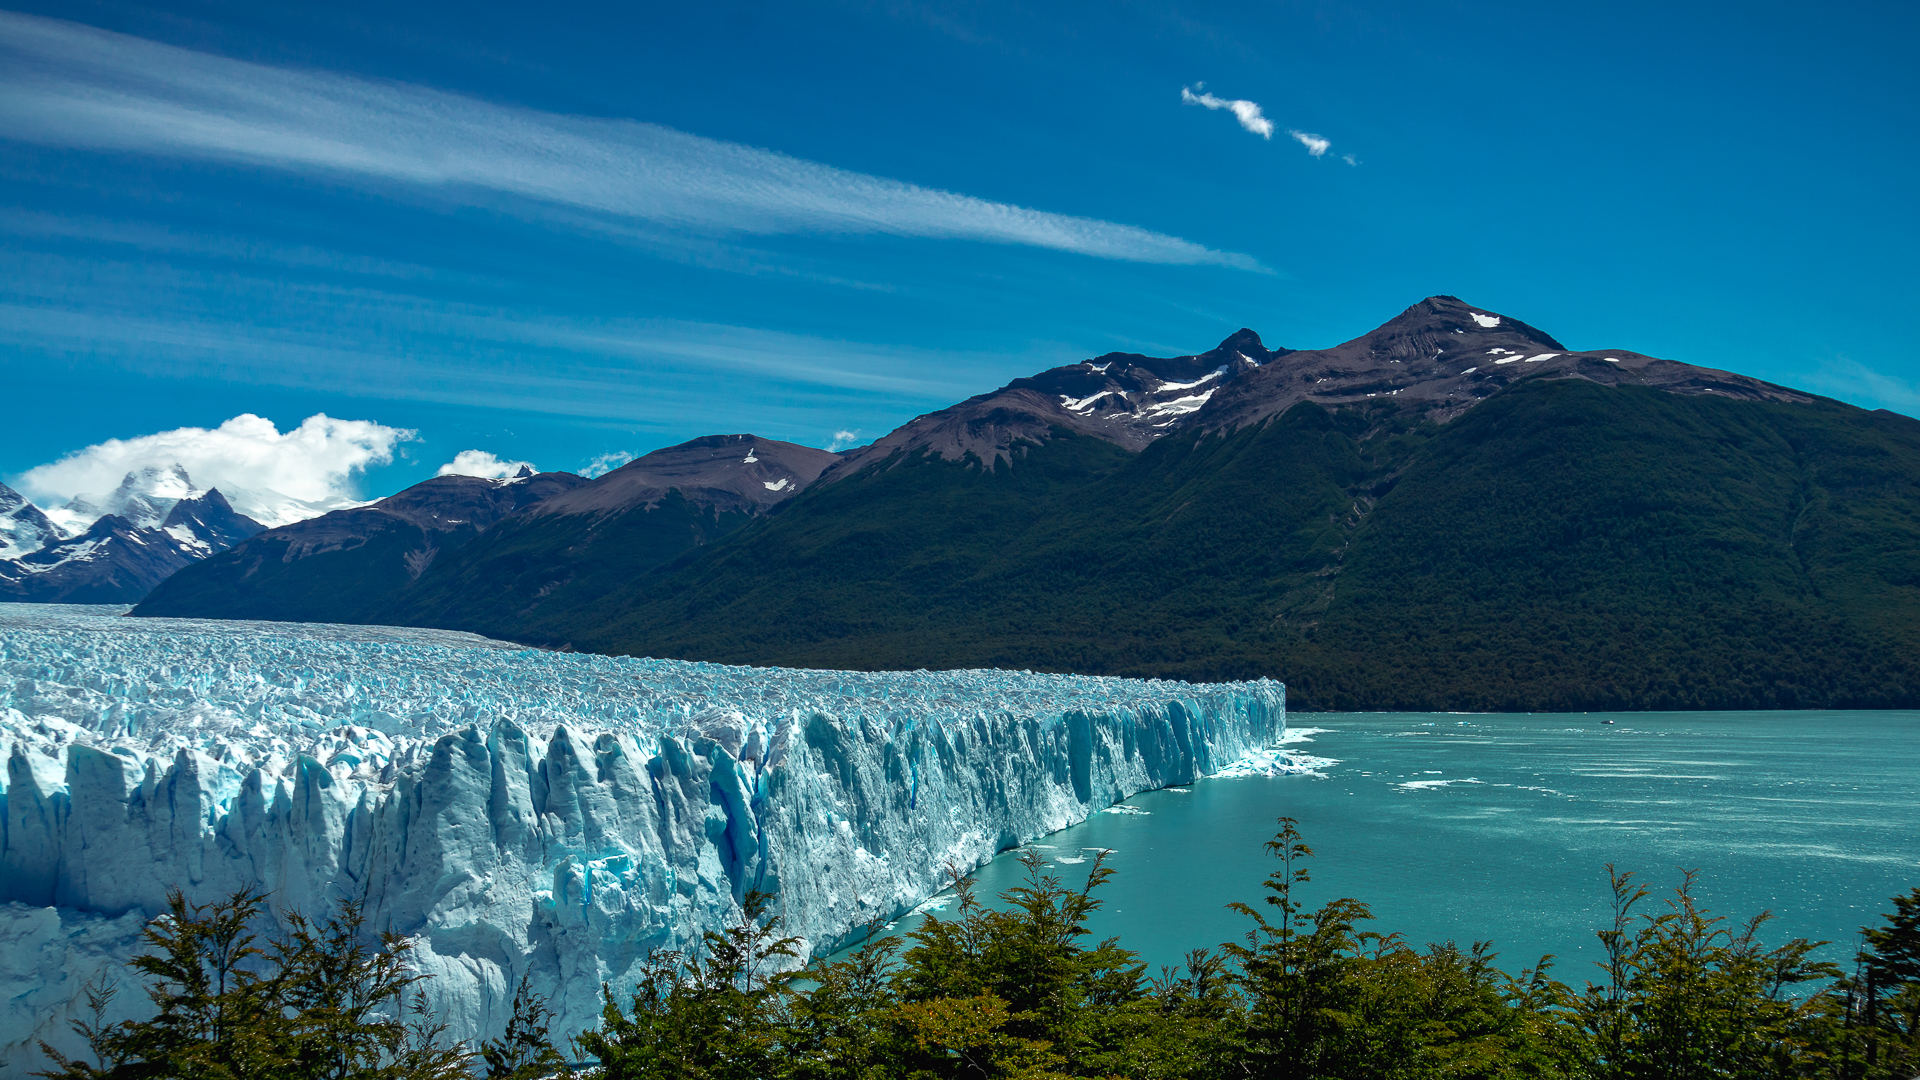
[0,603,1283,1073]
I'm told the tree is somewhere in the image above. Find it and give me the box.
[1574,866,1839,1080]
[480,974,572,1080]
[575,890,799,1080]
[1224,817,1585,1080]
[36,888,486,1080]
[1839,887,1920,1079]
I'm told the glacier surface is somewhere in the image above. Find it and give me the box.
[0,604,1283,1072]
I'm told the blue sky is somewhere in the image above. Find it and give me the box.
[2,0,1915,512]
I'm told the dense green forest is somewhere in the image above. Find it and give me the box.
[499,381,1920,711]
[41,821,1920,1079]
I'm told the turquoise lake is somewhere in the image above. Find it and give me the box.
[876,711,1920,982]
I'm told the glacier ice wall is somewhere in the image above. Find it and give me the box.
[0,603,1282,1072]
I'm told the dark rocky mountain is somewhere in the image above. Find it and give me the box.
[135,298,1920,710]
[136,435,838,627]
[1195,295,1815,432]
[135,469,586,622]
[525,434,838,516]
[0,489,265,603]
[821,330,1284,482]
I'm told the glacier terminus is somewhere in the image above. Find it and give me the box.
[0,604,1283,1072]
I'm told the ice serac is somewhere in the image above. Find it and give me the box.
[0,605,1283,1073]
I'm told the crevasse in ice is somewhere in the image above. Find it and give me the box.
[0,604,1283,1072]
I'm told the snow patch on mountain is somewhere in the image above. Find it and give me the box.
[1156,366,1229,392]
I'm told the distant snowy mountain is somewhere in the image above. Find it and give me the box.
[0,467,265,603]
[0,483,64,560]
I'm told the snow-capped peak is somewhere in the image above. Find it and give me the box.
[55,463,205,532]
[0,483,65,559]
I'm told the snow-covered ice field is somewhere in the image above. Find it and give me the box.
[0,604,1282,1072]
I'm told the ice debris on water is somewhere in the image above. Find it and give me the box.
[0,604,1282,1072]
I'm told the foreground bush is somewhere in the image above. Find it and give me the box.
[42,818,1920,1079]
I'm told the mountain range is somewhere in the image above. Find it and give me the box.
[0,465,266,603]
[135,297,1920,710]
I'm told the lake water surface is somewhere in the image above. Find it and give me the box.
[875,711,1920,981]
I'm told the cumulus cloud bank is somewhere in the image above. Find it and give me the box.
[437,451,537,479]
[1180,86,1274,138]
[13,414,412,528]
[0,12,1259,270]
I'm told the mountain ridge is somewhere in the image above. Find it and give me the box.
[132,297,1920,710]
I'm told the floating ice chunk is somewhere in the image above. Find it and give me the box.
[1101,805,1150,815]
[1396,778,1486,791]
[1213,745,1336,778]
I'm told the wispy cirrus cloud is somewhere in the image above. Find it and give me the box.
[1180,85,1273,138]
[0,11,1260,270]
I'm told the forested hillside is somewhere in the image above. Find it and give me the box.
[531,381,1920,711]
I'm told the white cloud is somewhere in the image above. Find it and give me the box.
[580,451,633,478]
[1289,130,1331,158]
[1181,86,1273,138]
[11,413,412,528]
[0,12,1260,270]
[437,450,537,479]
[826,429,862,452]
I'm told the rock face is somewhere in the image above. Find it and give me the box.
[0,605,1284,1073]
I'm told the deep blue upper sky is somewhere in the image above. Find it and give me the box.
[2,0,1915,505]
